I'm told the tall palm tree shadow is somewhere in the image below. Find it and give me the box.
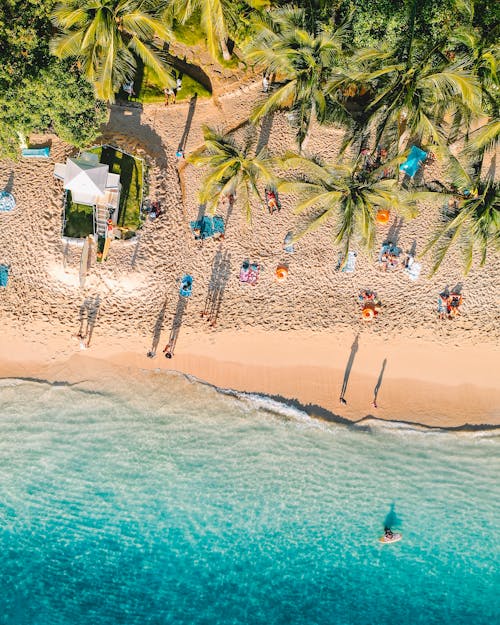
[339,334,359,403]
[256,112,275,154]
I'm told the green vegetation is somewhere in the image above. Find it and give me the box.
[63,196,94,239]
[51,0,174,103]
[0,0,498,272]
[0,0,106,159]
[279,152,419,262]
[125,67,211,104]
[188,125,275,222]
[89,146,144,232]
[63,147,144,238]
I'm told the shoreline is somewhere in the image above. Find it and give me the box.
[1,322,499,429]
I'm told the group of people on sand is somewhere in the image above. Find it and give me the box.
[164,76,183,106]
[438,291,463,320]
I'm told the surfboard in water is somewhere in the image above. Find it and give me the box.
[379,533,402,544]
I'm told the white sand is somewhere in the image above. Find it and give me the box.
[1,78,499,427]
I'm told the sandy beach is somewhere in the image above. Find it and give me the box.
[1,77,499,428]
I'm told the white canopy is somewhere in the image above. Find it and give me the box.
[54,157,122,206]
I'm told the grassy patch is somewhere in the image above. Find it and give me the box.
[89,146,144,232]
[134,67,211,103]
[63,195,94,238]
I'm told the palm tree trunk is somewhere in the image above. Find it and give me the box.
[300,101,315,154]
[220,37,231,61]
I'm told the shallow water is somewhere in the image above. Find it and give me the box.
[0,372,498,624]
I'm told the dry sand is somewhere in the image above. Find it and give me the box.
[0,78,499,428]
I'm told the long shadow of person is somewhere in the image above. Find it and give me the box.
[372,358,387,408]
[339,334,359,404]
[177,94,197,154]
[85,295,101,348]
[164,295,188,358]
[147,296,168,357]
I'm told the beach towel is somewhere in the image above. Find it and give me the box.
[213,216,225,236]
[0,264,9,287]
[341,251,357,273]
[21,147,50,158]
[239,262,250,283]
[404,257,422,281]
[399,146,427,178]
[248,263,260,285]
[190,216,225,240]
[240,261,259,285]
[0,191,15,212]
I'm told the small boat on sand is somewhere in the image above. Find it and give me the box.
[379,532,402,544]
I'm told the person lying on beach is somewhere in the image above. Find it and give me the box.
[438,293,449,320]
[448,293,463,317]
[359,289,376,302]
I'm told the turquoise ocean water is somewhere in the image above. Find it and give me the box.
[0,371,498,625]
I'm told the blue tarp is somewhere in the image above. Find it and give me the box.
[0,265,9,287]
[399,146,427,178]
[21,147,50,158]
[190,216,225,239]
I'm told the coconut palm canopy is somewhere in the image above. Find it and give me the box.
[188,125,275,222]
[51,0,174,103]
[279,153,420,261]
[245,6,352,151]
[344,4,483,153]
[424,147,500,275]
[168,0,270,61]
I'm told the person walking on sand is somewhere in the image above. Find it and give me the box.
[262,74,269,93]
[163,344,173,359]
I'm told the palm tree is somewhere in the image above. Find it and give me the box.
[279,153,419,261]
[423,149,499,274]
[51,0,174,103]
[168,0,269,62]
[346,1,482,153]
[245,6,352,151]
[188,125,275,222]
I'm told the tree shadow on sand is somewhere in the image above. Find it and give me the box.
[201,249,231,327]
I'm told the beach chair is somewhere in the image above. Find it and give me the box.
[180,274,193,297]
[283,232,295,253]
[21,146,50,158]
[341,251,357,273]
[399,146,427,178]
[0,191,15,212]
[0,264,9,287]
[404,256,422,281]
[190,216,225,240]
